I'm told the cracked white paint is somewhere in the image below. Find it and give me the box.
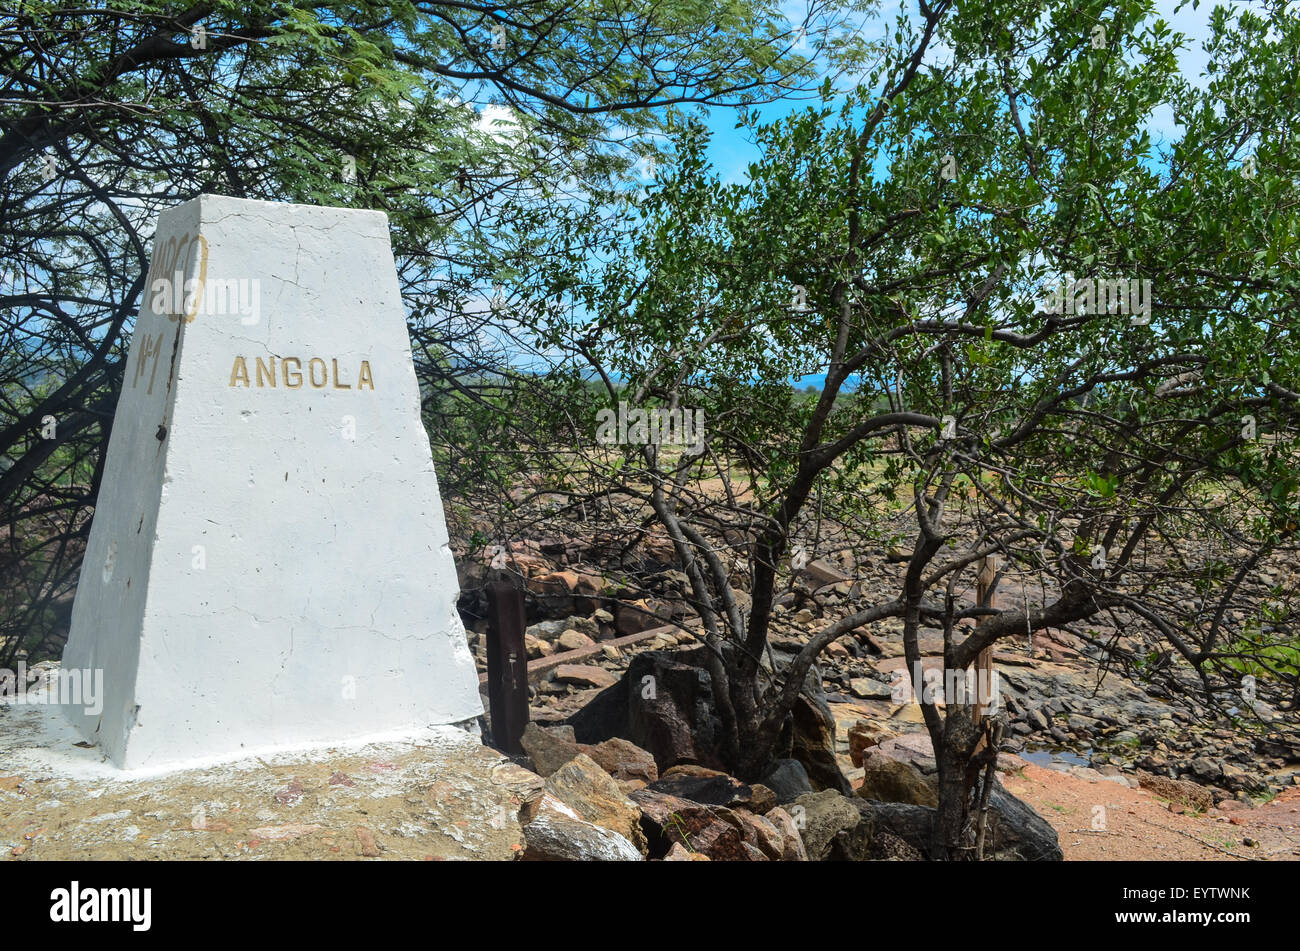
[61,195,483,769]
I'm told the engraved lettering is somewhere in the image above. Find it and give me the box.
[308,357,328,388]
[256,356,277,387]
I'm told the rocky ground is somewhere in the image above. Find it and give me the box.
[0,704,535,860]
[452,530,1300,860]
[4,525,1296,861]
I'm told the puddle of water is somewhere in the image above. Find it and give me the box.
[1020,747,1092,768]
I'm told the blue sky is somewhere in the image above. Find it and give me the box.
[695,0,1225,185]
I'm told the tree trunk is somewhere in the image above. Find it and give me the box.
[931,716,979,859]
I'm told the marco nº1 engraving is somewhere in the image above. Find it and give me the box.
[131,331,166,394]
[227,355,375,390]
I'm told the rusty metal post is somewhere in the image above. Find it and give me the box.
[485,578,529,754]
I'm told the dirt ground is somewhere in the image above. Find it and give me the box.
[1001,755,1300,861]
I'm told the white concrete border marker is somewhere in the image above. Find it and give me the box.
[61,195,482,768]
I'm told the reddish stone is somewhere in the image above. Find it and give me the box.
[725,809,786,859]
[690,820,749,860]
[553,664,618,689]
[535,571,580,594]
[848,720,884,768]
[274,779,304,805]
[355,825,381,857]
[632,789,723,852]
[586,737,659,783]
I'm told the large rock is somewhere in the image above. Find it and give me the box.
[542,754,648,855]
[724,810,787,860]
[848,720,886,767]
[626,652,726,770]
[851,779,1063,861]
[566,649,729,773]
[765,647,853,794]
[518,792,644,861]
[531,571,606,617]
[524,633,554,659]
[565,647,847,793]
[827,809,876,861]
[1188,757,1223,783]
[789,691,853,794]
[857,755,939,807]
[761,758,814,803]
[615,600,664,636]
[525,618,571,641]
[527,616,599,642]
[521,723,658,783]
[631,788,744,860]
[557,629,596,651]
[648,769,773,813]
[848,800,935,858]
[849,678,893,700]
[686,820,751,860]
[789,790,862,861]
[798,557,853,590]
[520,723,581,776]
[764,807,810,861]
[585,737,659,784]
[984,783,1064,861]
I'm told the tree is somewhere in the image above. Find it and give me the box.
[510,0,1300,858]
[0,0,855,663]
